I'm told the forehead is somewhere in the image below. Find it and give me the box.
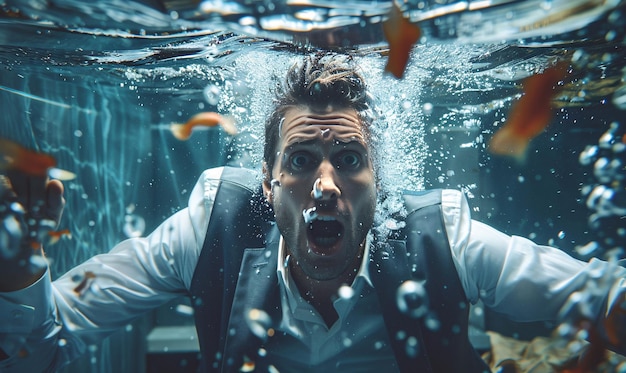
[280,106,367,148]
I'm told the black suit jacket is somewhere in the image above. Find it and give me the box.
[189,167,489,372]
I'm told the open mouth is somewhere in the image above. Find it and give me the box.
[307,216,344,250]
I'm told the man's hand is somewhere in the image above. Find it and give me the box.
[0,171,65,292]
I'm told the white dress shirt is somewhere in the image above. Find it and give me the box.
[1,166,624,372]
[263,235,399,372]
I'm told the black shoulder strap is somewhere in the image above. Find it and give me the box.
[372,189,490,373]
[189,167,272,372]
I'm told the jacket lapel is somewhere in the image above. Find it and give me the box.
[370,238,433,373]
[221,230,434,372]
[221,231,281,371]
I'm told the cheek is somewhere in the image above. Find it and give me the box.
[272,183,302,212]
[362,182,378,214]
[355,172,377,197]
[351,182,377,214]
[364,190,378,216]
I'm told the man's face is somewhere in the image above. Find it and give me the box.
[263,106,377,281]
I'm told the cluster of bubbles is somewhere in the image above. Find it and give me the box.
[245,308,274,341]
[546,122,626,372]
[0,200,28,261]
[554,256,626,371]
[122,204,146,238]
[578,122,626,261]
[0,195,63,273]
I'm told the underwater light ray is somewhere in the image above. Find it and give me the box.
[0,84,72,109]
[0,84,97,114]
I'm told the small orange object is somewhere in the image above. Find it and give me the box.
[73,271,96,297]
[0,138,56,176]
[382,3,421,79]
[47,229,72,245]
[240,356,255,372]
[170,112,237,140]
[488,62,568,161]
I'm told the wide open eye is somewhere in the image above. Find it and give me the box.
[336,150,362,170]
[289,152,315,171]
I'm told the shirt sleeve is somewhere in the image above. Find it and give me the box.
[441,189,626,350]
[0,167,225,372]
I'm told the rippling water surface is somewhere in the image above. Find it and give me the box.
[1,0,626,372]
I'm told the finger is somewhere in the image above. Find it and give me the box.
[45,179,65,224]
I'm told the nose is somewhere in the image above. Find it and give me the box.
[312,174,340,201]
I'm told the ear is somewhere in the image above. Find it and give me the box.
[262,162,273,204]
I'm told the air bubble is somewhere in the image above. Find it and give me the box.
[338,285,354,299]
[405,336,419,357]
[422,102,433,115]
[396,280,428,318]
[203,84,221,106]
[245,308,273,340]
[175,304,195,316]
[123,214,146,238]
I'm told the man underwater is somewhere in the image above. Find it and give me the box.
[1,52,625,372]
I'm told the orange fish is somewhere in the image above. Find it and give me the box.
[170,112,237,140]
[0,138,56,176]
[0,138,76,180]
[488,62,568,161]
[47,229,72,245]
[382,3,421,79]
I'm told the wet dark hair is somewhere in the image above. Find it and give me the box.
[263,52,375,174]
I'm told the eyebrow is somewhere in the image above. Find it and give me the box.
[285,137,366,146]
